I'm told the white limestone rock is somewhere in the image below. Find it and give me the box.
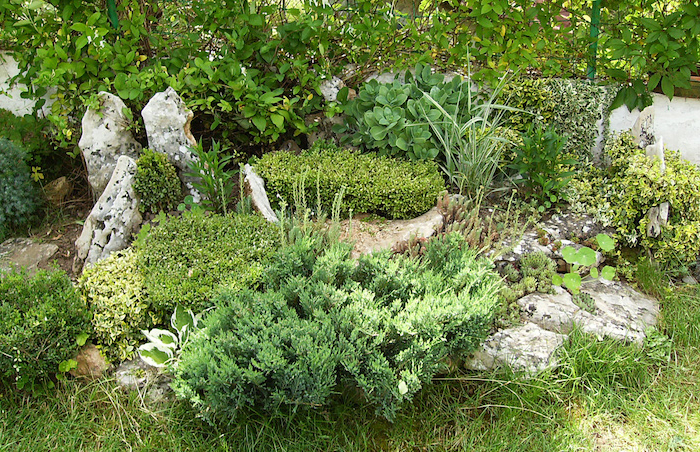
[465,322,566,376]
[517,280,659,344]
[243,164,278,223]
[74,155,142,271]
[0,238,58,275]
[319,76,345,102]
[78,92,141,198]
[645,135,666,173]
[631,105,655,149]
[142,87,200,200]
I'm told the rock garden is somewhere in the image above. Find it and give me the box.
[2,1,700,450]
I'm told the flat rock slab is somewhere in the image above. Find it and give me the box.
[518,280,659,344]
[342,208,444,258]
[465,322,566,376]
[0,238,58,275]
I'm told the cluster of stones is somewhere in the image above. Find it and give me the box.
[465,212,660,376]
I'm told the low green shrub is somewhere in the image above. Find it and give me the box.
[499,78,615,160]
[508,125,576,212]
[567,133,700,270]
[78,249,153,362]
[0,138,38,241]
[133,148,182,213]
[0,109,52,169]
[134,211,280,315]
[174,233,502,423]
[1,269,91,388]
[254,140,445,219]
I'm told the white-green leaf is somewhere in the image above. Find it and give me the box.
[138,343,174,367]
[142,329,179,349]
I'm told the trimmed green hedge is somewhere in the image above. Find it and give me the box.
[1,269,91,388]
[174,233,502,423]
[254,140,445,219]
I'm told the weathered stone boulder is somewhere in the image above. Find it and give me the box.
[141,87,200,200]
[631,105,655,149]
[43,176,72,207]
[0,238,58,275]
[74,155,142,272]
[70,344,110,379]
[517,280,659,344]
[115,359,173,403]
[78,92,141,198]
[465,322,566,376]
[243,164,278,223]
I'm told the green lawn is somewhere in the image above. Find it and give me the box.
[2,283,699,451]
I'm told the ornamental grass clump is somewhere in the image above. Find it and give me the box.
[173,232,502,423]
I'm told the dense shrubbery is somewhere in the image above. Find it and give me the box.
[0,139,38,241]
[133,148,182,213]
[499,78,615,159]
[568,133,700,270]
[174,232,502,423]
[1,269,91,388]
[134,211,280,315]
[255,140,445,219]
[78,249,153,362]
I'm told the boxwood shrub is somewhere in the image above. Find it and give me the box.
[1,269,92,388]
[254,140,445,219]
[134,211,280,316]
[173,233,502,423]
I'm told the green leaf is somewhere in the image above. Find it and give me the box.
[76,333,89,346]
[563,272,582,293]
[595,234,615,252]
[270,113,284,130]
[576,247,597,267]
[661,76,675,100]
[601,265,616,281]
[58,359,78,373]
[561,246,577,264]
[552,274,563,286]
[252,116,267,132]
[590,267,599,279]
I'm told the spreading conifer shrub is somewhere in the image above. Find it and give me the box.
[134,211,280,315]
[1,269,91,388]
[254,140,445,219]
[173,233,501,423]
[0,139,38,241]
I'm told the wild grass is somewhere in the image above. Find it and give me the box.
[2,270,699,451]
